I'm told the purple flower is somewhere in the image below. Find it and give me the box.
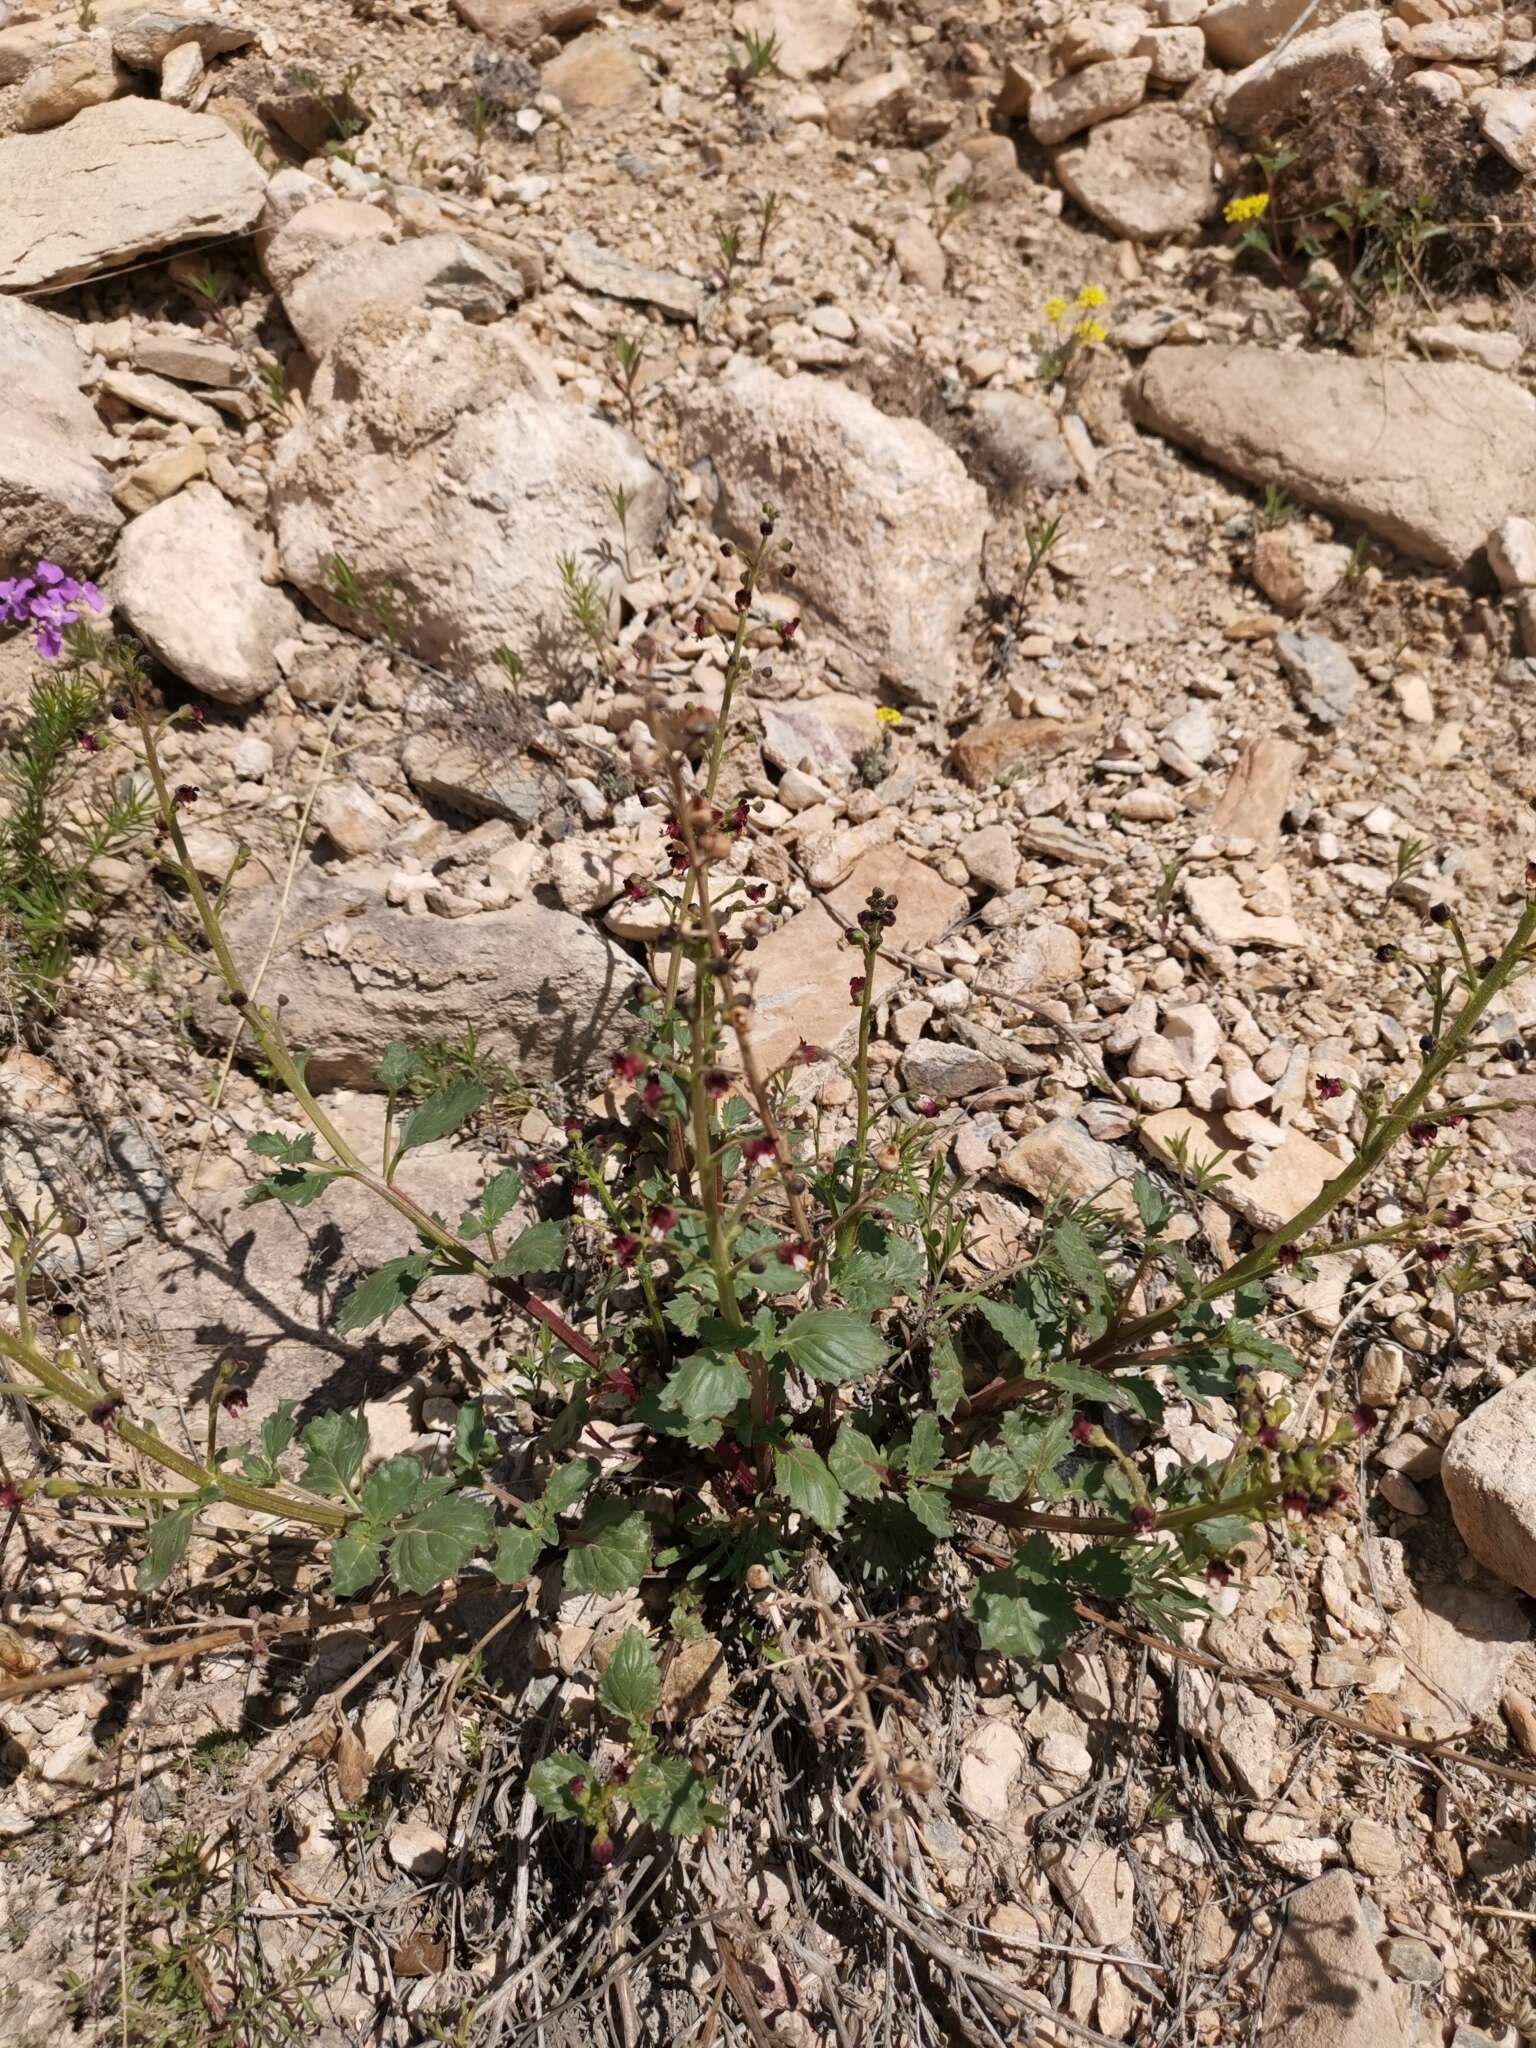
[0,560,104,658]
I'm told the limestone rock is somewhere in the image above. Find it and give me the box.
[271,307,667,673]
[950,717,1091,789]
[12,33,124,133]
[313,783,393,859]
[0,98,268,294]
[1029,58,1151,147]
[106,7,257,69]
[958,1718,1027,1820]
[1473,85,1536,175]
[1055,106,1216,241]
[1487,516,1536,591]
[1043,1841,1135,1947]
[901,1039,1005,1099]
[111,442,208,516]
[1217,14,1391,140]
[1202,0,1367,68]
[1260,1871,1408,2048]
[1134,345,1536,570]
[686,360,986,710]
[733,0,860,79]
[827,64,910,141]
[1206,737,1300,860]
[0,19,55,86]
[0,295,122,574]
[1276,632,1359,725]
[115,486,298,706]
[1252,528,1352,614]
[260,197,396,297]
[997,1118,1140,1222]
[559,231,704,323]
[281,233,523,359]
[451,0,597,44]
[205,865,644,1089]
[968,390,1078,495]
[758,694,881,781]
[1140,1107,1342,1233]
[892,216,946,292]
[1442,1374,1536,1598]
[542,33,647,111]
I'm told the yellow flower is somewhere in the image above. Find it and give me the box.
[1223,191,1270,225]
[1074,318,1106,346]
[1043,295,1069,323]
[1075,284,1107,308]
[875,705,903,727]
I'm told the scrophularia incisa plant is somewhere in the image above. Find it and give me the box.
[2,529,1534,1857]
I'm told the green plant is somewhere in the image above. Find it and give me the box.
[323,552,418,646]
[1257,484,1297,531]
[241,123,278,173]
[557,550,611,663]
[726,29,778,97]
[0,659,152,1013]
[608,482,636,579]
[715,222,744,292]
[753,190,784,263]
[935,175,979,245]
[609,334,647,429]
[255,358,289,417]
[289,63,368,151]
[5,572,1535,1878]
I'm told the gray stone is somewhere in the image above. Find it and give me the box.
[968,390,1078,495]
[1276,633,1360,725]
[281,233,523,358]
[686,359,987,710]
[1135,345,1536,571]
[0,99,268,294]
[450,0,597,46]
[272,306,666,673]
[732,0,859,79]
[900,1039,1006,1099]
[0,295,122,575]
[107,6,256,69]
[202,864,645,1091]
[12,33,124,133]
[1202,0,1368,68]
[1260,1872,1406,2048]
[1,1109,173,1294]
[1029,57,1151,146]
[1379,1937,1439,1986]
[114,486,300,706]
[1218,14,1392,141]
[401,732,556,826]
[1442,1372,1536,1597]
[559,231,703,323]
[1055,106,1217,241]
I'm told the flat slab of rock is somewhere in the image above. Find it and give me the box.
[997,1117,1140,1222]
[451,0,596,44]
[1206,736,1301,860]
[204,865,645,1089]
[745,847,966,1075]
[559,232,703,323]
[1140,1106,1343,1233]
[0,295,122,572]
[114,484,299,705]
[1134,344,1536,570]
[1055,105,1216,241]
[733,0,859,79]
[1442,1373,1536,1597]
[0,98,268,293]
[685,359,986,711]
[281,232,522,358]
[1261,1871,1407,2048]
[1202,0,1368,68]
[272,306,666,671]
[1218,12,1390,138]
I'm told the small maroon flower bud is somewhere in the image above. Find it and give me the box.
[1069,1414,1095,1447]
[777,1238,809,1270]
[1281,1491,1308,1519]
[721,541,734,557]
[0,1484,22,1514]
[1427,902,1451,926]
[588,1834,613,1869]
[1408,1121,1436,1146]
[1442,1113,1464,1130]
[1276,1245,1300,1268]
[568,1775,587,1801]
[1445,1204,1470,1227]
[641,1076,663,1110]
[90,1398,119,1431]
[745,882,767,902]
[1420,1240,1450,1266]
[612,1233,640,1267]
[77,731,100,754]
[611,1050,647,1082]
[693,612,708,638]
[1129,1504,1156,1533]
[743,1136,775,1164]
[1315,1075,1345,1101]
[916,1098,940,1118]
[572,1177,592,1198]
[563,1115,583,1137]
[705,1069,731,1099]
[623,877,649,902]
[849,975,867,1002]
[778,617,800,646]
[1257,1424,1280,1450]
[188,705,205,727]
[222,1388,249,1417]
[1205,1558,1233,1587]
[1479,954,1497,975]
[1375,943,1397,963]
[529,1159,553,1183]
[648,1203,677,1236]
[796,1040,823,1065]
[1350,1405,1373,1437]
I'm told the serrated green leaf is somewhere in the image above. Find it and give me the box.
[599,1628,661,1728]
[528,1753,590,1819]
[248,1130,316,1165]
[459,1166,523,1239]
[493,1219,566,1278]
[1047,1219,1111,1302]
[1040,1358,1134,1409]
[388,1493,492,1594]
[970,1410,1073,1504]
[359,1456,424,1525]
[396,1079,485,1157]
[907,1411,943,1481]
[136,1500,200,1592]
[662,1350,749,1424]
[778,1308,886,1385]
[774,1440,845,1533]
[827,1423,884,1501]
[971,1533,1076,1662]
[626,1755,720,1837]
[566,1499,651,1594]
[539,1456,598,1520]
[330,1526,383,1597]
[299,1410,369,1498]
[1132,1173,1170,1237]
[906,1484,954,1538]
[453,1401,490,1476]
[836,1230,925,1313]
[976,1297,1039,1364]
[376,1041,414,1093]
[260,1400,298,1464]
[246,1167,342,1209]
[490,1523,544,1584]
[335,1254,433,1334]
[930,1331,964,1420]
[664,1292,705,1335]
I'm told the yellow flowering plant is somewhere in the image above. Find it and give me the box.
[1035,284,1108,388]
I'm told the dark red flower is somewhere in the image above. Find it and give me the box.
[777,1238,810,1269]
[221,1388,249,1417]
[1257,1424,1280,1450]
[641,1076,663,1110]
[612,1233,640,1267]
[778,617,800,647]
[1315,1075,1345,1101]
[187,705,205,727]
[1069,1414,1095,1447]
[90,1398,119,1431]
[77,731,100,754]
[1129,1504,1156,1533]
[1205,1558,1233,1587]
[1276,1244,1300,1268]
[568,1775,587,1801]
[529,1159,553,1183]
[704,1070,731,1099]
[1445,1204,1470,1227]
[173,784,199,808]
[743,1136,775,1164]
[562,1115,584,1138]
[647,1203,677,1236]
[796,1041,823,1065]
[0,1485,21,1514]
[1350,1405,1373,1436]
[1281,1491,1309,1519]
[623,877,649,902]
[849,975,867,1002]
[1420,1240,1450,1266]
[1408,1121,1436,1146]
[611,1050,646,1082]
[745,882,767,902]
[916,1098,940,1119]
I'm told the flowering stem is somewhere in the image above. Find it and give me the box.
[838,967,876,1263]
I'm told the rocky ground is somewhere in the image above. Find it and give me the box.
[2,0,1536,2043]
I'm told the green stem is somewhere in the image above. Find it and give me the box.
[837,961,876,1262]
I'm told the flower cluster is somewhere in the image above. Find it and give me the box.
[1224,191,1271,225]
[0,560,104,660]
[1043,283,1108,346]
